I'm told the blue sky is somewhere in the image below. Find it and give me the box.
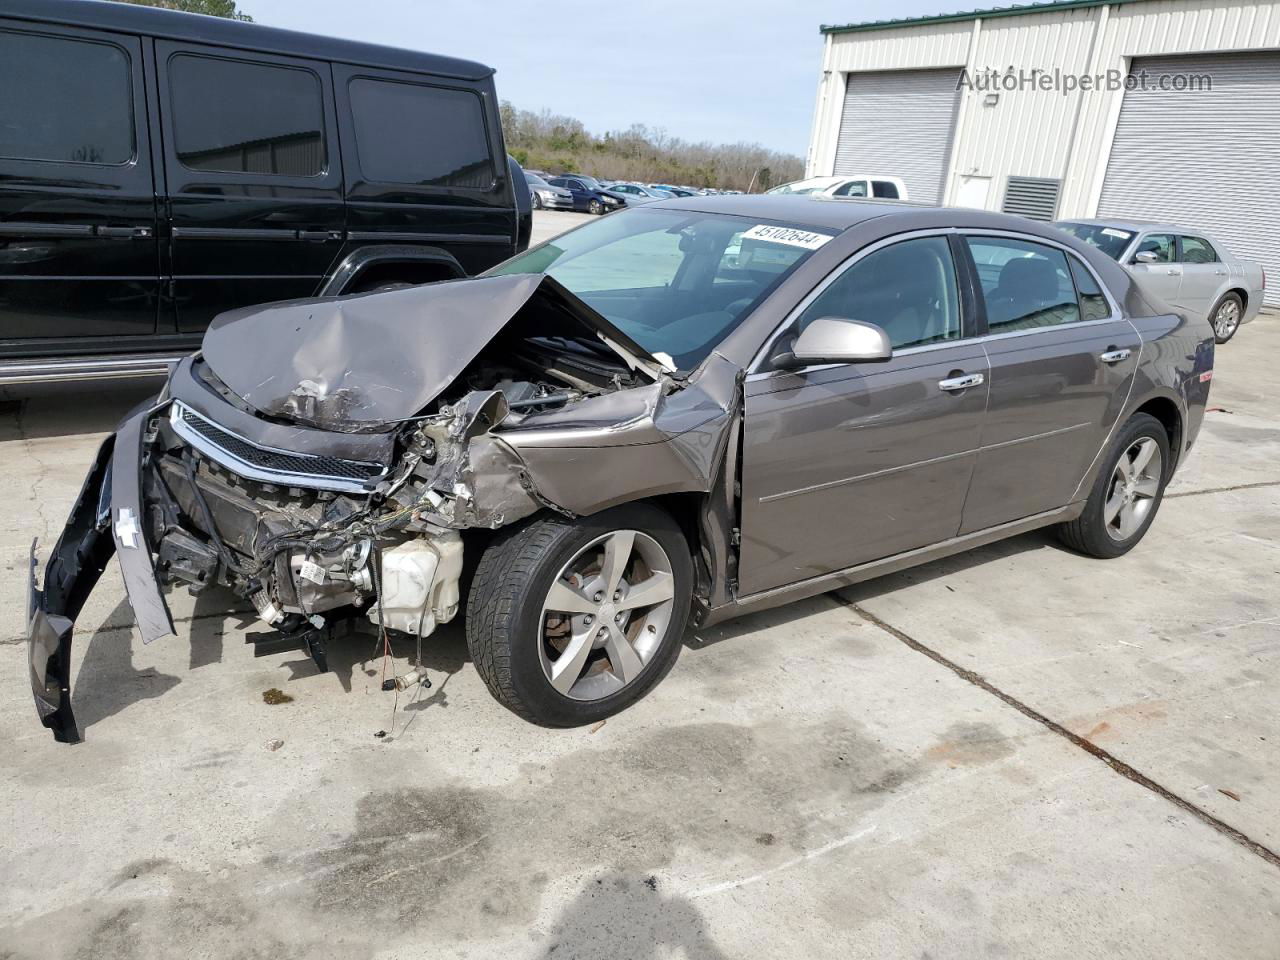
[237,0,965,156]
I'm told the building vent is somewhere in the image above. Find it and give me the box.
[1001,176,1061,221]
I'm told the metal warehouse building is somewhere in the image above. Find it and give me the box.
[807,0,1280,303]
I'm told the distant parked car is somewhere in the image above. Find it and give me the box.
[767,175,908,201]
[1056,220,1265,344]
[525,169,551,180]
[608,183,673,204]
[649,184,698,197]
[547,175,624,215]
[526,171,574,210]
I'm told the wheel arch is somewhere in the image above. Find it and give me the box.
[318,244,467,297]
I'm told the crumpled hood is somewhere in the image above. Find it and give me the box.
[201,273,671,432]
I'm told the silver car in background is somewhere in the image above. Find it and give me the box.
[1057,219,1265,344]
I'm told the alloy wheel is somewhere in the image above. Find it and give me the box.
[538,530,676,701]
[1104,437,1163,541]
[1214,299,1240,340]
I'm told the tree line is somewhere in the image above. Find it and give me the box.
[500,102,803,192]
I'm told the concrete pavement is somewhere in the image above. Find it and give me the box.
[0,215,1276,958]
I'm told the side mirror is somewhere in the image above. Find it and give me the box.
[780,317,894,367]
[1132,250,1159,265]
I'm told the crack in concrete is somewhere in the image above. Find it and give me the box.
[838,597,1280,872]
[0,607,249,647]
[1166,479,1280,499]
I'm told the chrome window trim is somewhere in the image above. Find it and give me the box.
[747,225,1126,382]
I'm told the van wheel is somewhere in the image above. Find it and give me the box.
[588,199,604,215]
[1210,292,1243,344]
[1056,413,1170,558]
[466,504,692,726]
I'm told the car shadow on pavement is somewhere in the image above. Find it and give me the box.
[73,598,180,739]
[1,381,161,441]
[536,872,729,960]
[686,527,1058,652]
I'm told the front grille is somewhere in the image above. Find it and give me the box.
[169,402,388,493]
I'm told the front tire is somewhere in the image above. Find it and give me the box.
[1056,412,1170,558]
[1210,292,1243,344]
[588,199,604,215]
[466,504,692,726]
[531,192,543,210]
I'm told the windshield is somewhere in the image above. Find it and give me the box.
[766,178,825,196]
[1056,222,1135,261]
[485,208,833,370]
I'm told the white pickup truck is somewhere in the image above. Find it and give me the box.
[767,175,909,201]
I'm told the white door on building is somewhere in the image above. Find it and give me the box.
[1098,51,1280,305]
[954,175,992,209]
[834,68,961,205]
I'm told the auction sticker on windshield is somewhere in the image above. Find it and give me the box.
[741,224,833,250]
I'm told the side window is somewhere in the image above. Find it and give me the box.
[0,30,134,165]
[1181,236,1219,264]
[348,78,492,187]
[1068,257,1112,322]
[967,236,1081,332]
[1134,233,1175,263]
[832,180,867,197]
[796,236,961,350]
[872,180,900,199]
[170,55,324,176]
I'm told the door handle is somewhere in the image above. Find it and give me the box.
[95,225,153,239]
[299,229,343,241]
[1167,268,1180,275]
[938,372,984,392]
[1100,349,1131,363]
[1214,269,1227,276]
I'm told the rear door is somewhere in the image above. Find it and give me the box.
[156,41,345,333]
[958,234,1141,533]
[739,234,988,596]
[0,21,158,345]
[333,64,516,275]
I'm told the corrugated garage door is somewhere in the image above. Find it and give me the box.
[834,68,961,204]
[1099,52,1280,305]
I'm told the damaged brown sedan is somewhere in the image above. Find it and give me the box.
[28,196,1214,740]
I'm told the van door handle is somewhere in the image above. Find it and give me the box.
[938,372,984,392]
[299,229,343,241]
[96,225,153,239]
[1100,349,1131,363]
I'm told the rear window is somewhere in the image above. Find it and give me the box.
[349,78,493,188]
[0,30,134,165]
[170,55,326,177]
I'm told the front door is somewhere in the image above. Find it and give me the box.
[155,42,346,333]
[1127,232,1181,307]
[959,234,1142,533]
[0,22,158,346]
[738,234,988,596]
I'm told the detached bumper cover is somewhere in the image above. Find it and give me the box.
[26,405,174,743]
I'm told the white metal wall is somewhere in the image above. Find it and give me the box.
[1099,51,1280,304]
[808,0,1280,221]
[833,69,961,202]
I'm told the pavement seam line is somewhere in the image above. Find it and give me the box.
[1166,479,1280,499]
[838,596,1280,871]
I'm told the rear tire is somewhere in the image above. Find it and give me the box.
[1056,412,1170,558]
[1210,292,1243,344]
[466,503,692,726]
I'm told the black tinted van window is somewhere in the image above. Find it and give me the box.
[170,55,325,177]
[349,79,493,188]
[0,31,133,164]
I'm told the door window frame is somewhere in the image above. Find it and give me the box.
[0,19,152,191]
[1178,235,1220,264]
[155,41,342,193]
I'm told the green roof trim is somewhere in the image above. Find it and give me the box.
[820,0,1152,35]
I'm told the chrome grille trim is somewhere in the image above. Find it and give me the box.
[168,401,389,493]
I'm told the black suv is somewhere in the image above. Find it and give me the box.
[0,0,531,385]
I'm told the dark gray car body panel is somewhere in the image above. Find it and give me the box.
[25,197,1214,741]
